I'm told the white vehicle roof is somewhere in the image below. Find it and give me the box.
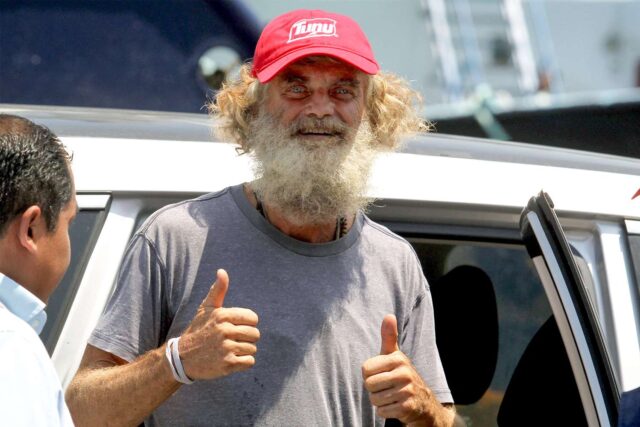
[4,104,640,219]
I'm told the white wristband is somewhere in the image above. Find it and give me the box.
[165,338,180,381]
[165,337,194,384]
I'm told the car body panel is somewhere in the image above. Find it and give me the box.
[59,133,640,218]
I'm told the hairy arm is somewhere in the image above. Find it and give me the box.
[363,348,457,427]
[66,344,180,427]
[405,402,457,427]
[363,315,457,427]
[66,270,260,426]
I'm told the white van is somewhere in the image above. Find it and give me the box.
[5,104,639,426]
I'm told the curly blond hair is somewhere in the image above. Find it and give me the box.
[208,62,429,152]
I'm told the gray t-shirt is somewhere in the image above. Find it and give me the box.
[90,184,452,426]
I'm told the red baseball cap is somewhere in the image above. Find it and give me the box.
[252,9,380,83]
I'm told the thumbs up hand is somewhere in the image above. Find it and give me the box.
[362,315,437,425]
[179,269,260,381]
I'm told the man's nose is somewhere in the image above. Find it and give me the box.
[305,91,335,118]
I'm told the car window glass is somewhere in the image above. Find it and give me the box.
[628,235,640,296]
[408,239,553,426]
[42,209,107,354]
[563,229,601,315]
[570,246,599,314]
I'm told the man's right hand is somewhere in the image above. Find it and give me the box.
[179,269,260,381]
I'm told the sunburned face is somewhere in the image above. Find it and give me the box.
[263,57,368,145]
[247,58,378,226]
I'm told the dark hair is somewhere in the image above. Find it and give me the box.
[0,114,73,236]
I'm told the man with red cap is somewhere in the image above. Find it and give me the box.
[68,9,455,426]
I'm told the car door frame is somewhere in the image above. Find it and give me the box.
[520,191,620,426]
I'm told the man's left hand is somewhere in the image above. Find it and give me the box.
[362,314,451,426]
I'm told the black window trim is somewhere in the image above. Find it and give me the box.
[381,221,522,244]
[43,192,112,354]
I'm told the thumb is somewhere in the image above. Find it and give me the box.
[380,314,400,355]
[201,269,229,309]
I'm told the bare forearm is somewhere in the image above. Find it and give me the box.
[407,403,456,427]
[65,271,259,426]
[66,346,180,427]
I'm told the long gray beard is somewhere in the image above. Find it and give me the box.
[247,110,379,226]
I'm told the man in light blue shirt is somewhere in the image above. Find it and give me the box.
[0,114,77,426]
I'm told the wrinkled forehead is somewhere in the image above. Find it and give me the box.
[276,56,368,77]
[271,55,369,85]
[292,55,355,68]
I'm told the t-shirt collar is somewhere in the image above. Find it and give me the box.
[0,273,47,334]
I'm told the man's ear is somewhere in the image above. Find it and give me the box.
[17,205,43,254]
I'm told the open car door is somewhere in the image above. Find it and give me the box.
[515,191,620,426]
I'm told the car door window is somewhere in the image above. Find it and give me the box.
[626,232,640,296]
[407,238,552,426]
[380,187,627,425]
[42,195,109,354]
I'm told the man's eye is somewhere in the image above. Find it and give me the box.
[333,87,354,97]
[289,85,306,94]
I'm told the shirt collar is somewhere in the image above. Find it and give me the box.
[0,273,47,334]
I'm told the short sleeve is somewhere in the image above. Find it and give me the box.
[400,264,454,404]
[89,233,168,362]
